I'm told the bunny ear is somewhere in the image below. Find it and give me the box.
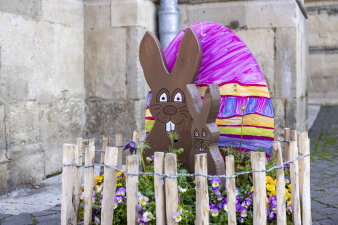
[186,84,202,119]
[139,31,169,88]
[172,28,202,84]
[201,84,221,123]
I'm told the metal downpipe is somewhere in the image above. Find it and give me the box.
[158,0,180,50]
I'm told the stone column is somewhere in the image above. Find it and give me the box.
[84,0,157,145]
[306,1,338,105]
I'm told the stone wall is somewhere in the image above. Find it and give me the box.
[0,0,84,193]
[84,0,156,146]
[305,0,338,105]
[178,0,308,136]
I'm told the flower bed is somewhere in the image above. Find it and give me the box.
[77,138,294,225]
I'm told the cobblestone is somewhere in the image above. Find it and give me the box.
[309,106,338,222]
[1,213,33,225]
[0,205,61,225]
[34,213,60,225]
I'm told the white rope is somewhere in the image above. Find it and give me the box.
[63,153,310,180]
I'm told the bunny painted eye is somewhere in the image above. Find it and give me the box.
[159,93,168,102]
[172,89,185,102]
[194,129,199,137]
[202,129,207,137]
[156,88,170,103]
[174,93,182,102]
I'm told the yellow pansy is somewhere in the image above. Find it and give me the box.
[288,184,291,191]
[285,189,291,200]
[266,176,274,184]
[272,179,277,186]
[270,190,277,197]
[117,183,122,187]
[94,175,103,184]
[117,171,123,177]
[266,183,276,192]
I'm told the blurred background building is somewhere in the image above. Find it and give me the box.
[0,0,336,193]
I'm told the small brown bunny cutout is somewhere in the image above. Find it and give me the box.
[139,28,202,169]
[186,83,226,175]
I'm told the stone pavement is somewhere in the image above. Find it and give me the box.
[309,105,338,225]
[0,174,62,225]
[0,204,61,225]
[0,166,102,224]
[0,106,337,224]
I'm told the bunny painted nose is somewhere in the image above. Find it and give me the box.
[163,105,177,115]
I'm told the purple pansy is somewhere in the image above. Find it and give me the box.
[268,212,276,221]
[210,177,221,188]
[223,203,228,212]
[269,196,277,211]
[268,196,277,205]
[239,206,247,220]
[266,206,270,216]
[245,197,252,207]
[287,204,293,213]
[235,196,242,211]
[171,211,182,222]
[178,186,187,193]
[142,211,153,222]
[137,203,142,211]
[116,187,126,196]
[216,194,223,201]
[217,202,223,208]
[115,195,123,203]
[94,216,100,225]
[113,198,119,209]
[124,141,137,155]
[210,205,220,217]
[213,188,221,195]
[100,195,103,204]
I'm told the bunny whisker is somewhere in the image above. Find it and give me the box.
[179,109,190,113]
[193,139,200,144]
[181,113,190,118]
[178,105,188,109]
[150,103,161,107]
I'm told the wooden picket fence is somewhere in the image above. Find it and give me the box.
[60,128,311,225]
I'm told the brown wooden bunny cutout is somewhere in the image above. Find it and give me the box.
[139,28,202,169]
[186,83,225,175]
